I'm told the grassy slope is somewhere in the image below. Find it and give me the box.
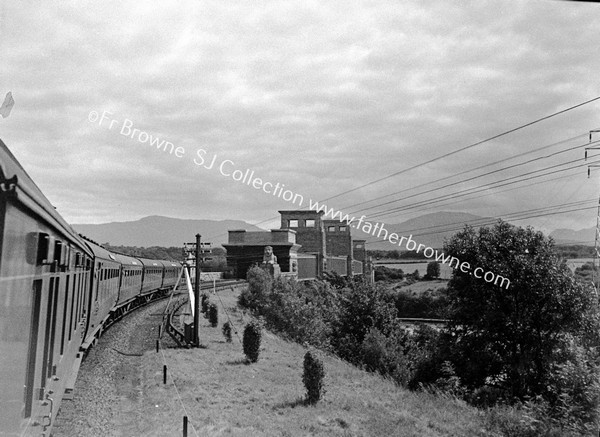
[136,287,490,437]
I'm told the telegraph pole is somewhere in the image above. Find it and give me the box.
[193,233,201,347]
[584,129,600,294]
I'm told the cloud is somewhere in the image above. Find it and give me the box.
[0,0,599,235]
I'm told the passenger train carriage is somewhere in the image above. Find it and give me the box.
[0,138,183,437]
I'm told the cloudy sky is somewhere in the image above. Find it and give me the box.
[1,1,600,239]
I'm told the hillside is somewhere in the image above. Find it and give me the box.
[357,211,492,250]
[72,215,264,247]
[138,288,489,436]
[549,227,595,245]
[72,211,591,252]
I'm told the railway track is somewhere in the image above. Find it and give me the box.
[163,280,247,347]
[52,298,173,436]
[53,279,247,436]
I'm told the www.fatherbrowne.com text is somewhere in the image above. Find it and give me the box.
[89,109,511,289]
[307,199,511,289]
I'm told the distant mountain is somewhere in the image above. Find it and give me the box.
[72,215,264,247]
[353,211,493,250]
[549,227,595,246]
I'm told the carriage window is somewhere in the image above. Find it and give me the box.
[54,241,62,264]
[36,233,55,265]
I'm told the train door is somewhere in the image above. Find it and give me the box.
[21,273,58,434]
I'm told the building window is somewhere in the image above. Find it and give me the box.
[339,226,347,232]
[327,226,336,232]
[355,244,363,248]
[288,219,299,228]
[305,219,315,227]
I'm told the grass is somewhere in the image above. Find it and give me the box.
[134,287,489,437]
[394,279,449,295]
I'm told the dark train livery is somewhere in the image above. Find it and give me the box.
[0,139,182,436]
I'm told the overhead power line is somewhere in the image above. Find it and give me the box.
[319,96,600,203]
[348,139,596,217]
[365,202,598,246]
[368,157,599,221]
[342,135,589,213]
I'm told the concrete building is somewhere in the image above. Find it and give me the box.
[279,210,326,254]
[223,229,300,279]
[324,219,352,257]
[223,210,367,280]
[353,240,367,263]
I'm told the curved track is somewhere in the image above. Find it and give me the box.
[52,298,175,437]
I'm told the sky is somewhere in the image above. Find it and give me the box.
[1,1,600,239]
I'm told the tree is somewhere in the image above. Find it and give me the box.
[442,221,599,402]
[426,261,440,279]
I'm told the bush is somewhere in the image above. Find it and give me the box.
[393,289,449,319]
[322,271,348,288]
[222,321,232,342]
[485,400,587,437]
[542,339,600,433]
[303,350,325,404]
[208,302,218,327]
[374,266,404,282]
[201,293,209,314]
[243,320,262,363]
[360,326,413,386]
[258,277,334,349]
[239,266,272,309]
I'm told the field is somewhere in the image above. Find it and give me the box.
[393,278,448,295]
[131,287,490,436]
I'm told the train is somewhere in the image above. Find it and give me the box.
[0,138,185,437]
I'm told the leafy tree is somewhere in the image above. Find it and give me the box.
[374,266,404,282]
[411,269,420,280]
[443,221,600,403]
[426,261,440,279]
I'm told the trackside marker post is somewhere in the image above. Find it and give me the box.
[194,233,201,347]
[163,365,167,384]
[183,416,188,437]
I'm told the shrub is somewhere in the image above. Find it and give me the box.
[374,266,404,282]
[303,350,325,404]
[485,399,585,437]
[243,320,262,363]
[542,338,600,433]
[322,271,348,288]
[239,266,272,309]
[222,321,232,342]
[201,293,209,314]
[208,302,218,327]
[393,289,449,319]
[258,277,334,349]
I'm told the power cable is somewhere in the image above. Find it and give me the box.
[340,134,588,212]
[368,158,598,221]
[319,96,600,203]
